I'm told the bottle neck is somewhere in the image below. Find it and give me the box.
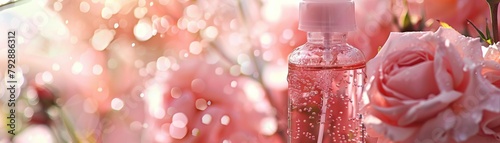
[307,32,347,44]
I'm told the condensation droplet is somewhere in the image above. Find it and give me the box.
[169,124,187,139]
[171,87,182,98]
[91,29,114,51]
[156,56,171,71]
[153,16,170,33]
[41,71,53,84]
[172,112,188,128]
[23,107,34,119]
[230,80,237,88]
[202,114,212,125]
[134,7,148,19]
[130,121,143,130]
[134,19,153,41]
[71,62,84,75]
[185,5,202,19]
[260,117,278,135]
[203,26,218,40]
[93,64,103,75]
[101,7,113,19]
[192,128,199,136]
[220,115,230,125]
[53,2,62,11]
[52,64,60,71]
[259,33,274,48]
[187,21,199,33]
[111,98,124,111]
[80,1,90,13]
[195,99,208,110]
[189,41,202,55]
[105,0,122,14]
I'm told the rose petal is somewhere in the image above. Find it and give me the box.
[462,135,500,143]
[370,122,417,142]
[386,61,439,99]
[453,111,481,142]
[434,27,483,63]
[366,57,383,79]
[413,109,456,143]
[483,60,500,88]
[377,31,431,57]
[381,82,411,101]
[368,78,418,107]
[399,91,461,126]
[371,103,414,125]
[433,48,456,91]
[484,45,500,62]
[481,111,500,136]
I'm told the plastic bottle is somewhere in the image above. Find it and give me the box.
[287,0,366,142]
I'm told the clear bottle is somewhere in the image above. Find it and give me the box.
[287,0,366,143]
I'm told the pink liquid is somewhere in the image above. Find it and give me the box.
[288,63,366,143]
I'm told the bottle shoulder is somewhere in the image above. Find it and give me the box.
[288,42,366,67]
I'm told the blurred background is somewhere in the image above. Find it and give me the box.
[0,0,493,142]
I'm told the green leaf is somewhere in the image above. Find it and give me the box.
[468,19,492,45]
[486,19,493,42]
[400,9,414,31]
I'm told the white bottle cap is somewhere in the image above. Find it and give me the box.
[298,0,356,32]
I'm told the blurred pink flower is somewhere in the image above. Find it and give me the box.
[419,0,489,31]
[350,0,397,60]
[364,27,495,142]
[146,57,282,143]
[48,0,194,52]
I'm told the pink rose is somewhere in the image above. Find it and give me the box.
[145,58,282,143]
[483,44,500,88]
[364,27,496,142]
[469,43,500,142]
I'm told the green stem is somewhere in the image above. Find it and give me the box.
[488,2,499,43]
[55,105,81,143]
